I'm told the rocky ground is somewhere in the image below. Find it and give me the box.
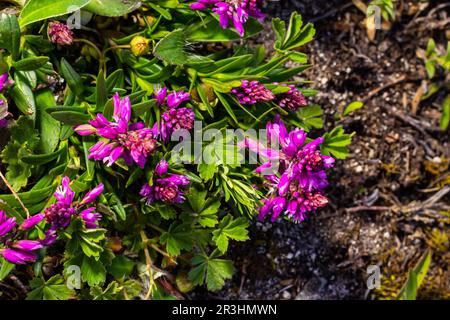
[193,0,450,300]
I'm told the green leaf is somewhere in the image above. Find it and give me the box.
[188,253,235,292]
[397,250,432,300]
[147,2,172,20]
[186,16,263,42]
[69,226,107,258]
[19,0,91,27]
[199,201,220,227]
[321,126,354,160]
[60,58,84,97]
[0,258,15,281]
[187,188,207,213]
[197,163,218,182]
[274,12,315,52]
[11,73,36,118]
[154,29,188,65]
[96,69,107,110]
[27,275,75,300]
[81,256,106,286]
[50,111,90,126]
[0,13,20,60]
[212,215,249,253]
[0,185,54,208]
[12,56,49,71]
[108,255,135,279]
[36,89,61,153]
[440,95,449,131]
[343,101,364,116]
[295,104,323,130]
[1,116,40,191]
[85,0,141,17]
[21,148,64,165]
[160,224,193,256]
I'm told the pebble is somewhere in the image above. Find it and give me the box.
[282,291,292,300]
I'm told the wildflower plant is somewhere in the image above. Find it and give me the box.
[0,1,352,299]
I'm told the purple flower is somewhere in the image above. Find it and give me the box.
[244,116,334,222]
[12,240,43,251]
[80,208,101,229]
[154,106,195,143]
[20,214,45,230]
[0,211,44,265]
[40,231,58,246]
[0,211,16,237]
[80,184,104,205]
[275,85,308,112]
[190,0,221,10]
[140,163,190,205]
[43,176,104,234]
[0,248,38,265]
[48,21,74,45]
[0,73,13,91]
[191,0,265,36]
[75,94,158,169]
[166,90,190,108]
[231,80,275,105]
[155,159,169,176]
[155,87,167,106]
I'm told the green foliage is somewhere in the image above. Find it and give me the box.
[0,3,346,299]
[19,0,91,27]
[1,116,40,190]
[419,39,450,130]
[0,13,20,60]
[27,275,75,300]
[343,101,364,117]
[273,12,316,53]
[212,215,249,253]
[188,251,235,292]
[160,224,194,256]
[321,126,354,160]
[85,0,142,17]
[368,0,396,22]
[397,250,432,300]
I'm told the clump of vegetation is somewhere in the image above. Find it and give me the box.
[0,1,352,299]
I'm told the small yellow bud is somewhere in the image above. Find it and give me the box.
[130,36,150,57]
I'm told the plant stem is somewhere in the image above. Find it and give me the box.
[0,170,30,218]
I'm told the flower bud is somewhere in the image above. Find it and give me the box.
[155,159,169,176]
[130,36,150,57]
[80,184,104,205]
[20,214,45,230]
[13,240,43,251]
[0,248,37,264]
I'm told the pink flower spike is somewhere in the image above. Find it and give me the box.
[12,240,43,251]
[80,184,104,205]
[74,124,97,136]
[0,248,37,265]
[20,213,45,230]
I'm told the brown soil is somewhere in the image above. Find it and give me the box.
[192,0,450,300]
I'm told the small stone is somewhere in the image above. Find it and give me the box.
[282,291,292,299]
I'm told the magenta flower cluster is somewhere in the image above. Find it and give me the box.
[75,94,158,169]
[153,88,195,143]
[0,211,44,264]
[190,0,265,36]
[140,159,190,205]
[245,116,334,222]
[0,177,104,264]
[231,80,275,105]
[231,80,308,111]
[48,21,74,45]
